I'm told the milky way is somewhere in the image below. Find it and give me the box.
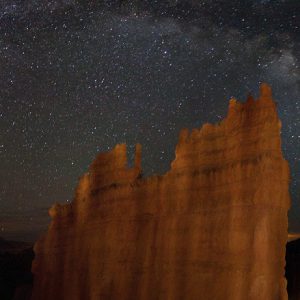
[0,1,299,241]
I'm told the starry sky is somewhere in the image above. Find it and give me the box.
[0,0,299,242]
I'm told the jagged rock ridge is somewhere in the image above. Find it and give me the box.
[31,84,290,300]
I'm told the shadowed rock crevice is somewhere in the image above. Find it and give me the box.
[286,238,300,300]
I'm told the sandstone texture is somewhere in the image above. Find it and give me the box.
[31,84,290,300]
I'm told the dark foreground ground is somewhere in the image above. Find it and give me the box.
[0,238,33,300]
[0,237,299,300]
[286,238,300,300]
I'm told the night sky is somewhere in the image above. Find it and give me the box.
[0,0,299,242]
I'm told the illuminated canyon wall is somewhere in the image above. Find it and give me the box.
[31,84,290,300]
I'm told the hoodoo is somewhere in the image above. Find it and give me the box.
[31,84,290,300]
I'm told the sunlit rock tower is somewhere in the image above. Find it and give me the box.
[31,84,290,300]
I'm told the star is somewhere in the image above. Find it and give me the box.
[0,0,299,241]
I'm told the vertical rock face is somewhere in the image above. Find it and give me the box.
[31,84,290,300]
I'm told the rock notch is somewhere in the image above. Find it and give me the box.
[31,83,290,300]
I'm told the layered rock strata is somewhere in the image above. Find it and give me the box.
[31,84,290,300]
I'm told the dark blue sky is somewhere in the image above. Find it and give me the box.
[0,0,299,241]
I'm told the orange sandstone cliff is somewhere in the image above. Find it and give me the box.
[31,84,290,300]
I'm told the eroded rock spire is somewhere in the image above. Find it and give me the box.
[31,84,290,300]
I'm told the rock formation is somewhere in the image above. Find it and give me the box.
[31,83,290,300]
